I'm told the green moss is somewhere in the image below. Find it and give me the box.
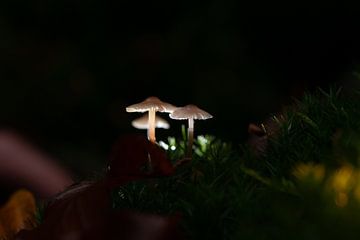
[110,87,360,239]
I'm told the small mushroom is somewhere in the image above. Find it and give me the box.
[132,114,170,139]
[126,97,176,143]
[169,104,213,158]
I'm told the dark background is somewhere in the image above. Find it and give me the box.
[1,1,360,175]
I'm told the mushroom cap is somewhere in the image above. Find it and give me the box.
[169,104,213,120]
[131,114,170,129]
[126,97,176,113]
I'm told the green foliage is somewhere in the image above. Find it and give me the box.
[112,135,257,239]
[34,203,45,226]
[111,87,360,239]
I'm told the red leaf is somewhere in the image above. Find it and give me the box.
[17,181,182,240]
[107,134,174,186]
[17,181,111,240]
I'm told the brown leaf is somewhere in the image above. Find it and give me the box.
[0,189,36,238]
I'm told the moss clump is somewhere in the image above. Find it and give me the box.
[112,88,360,239]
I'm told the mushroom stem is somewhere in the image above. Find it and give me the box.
[148,108,156,143]
[187,118,194,158]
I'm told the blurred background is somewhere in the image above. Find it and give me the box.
[1,1,360,177]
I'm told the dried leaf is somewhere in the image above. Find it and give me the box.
[0,189,36,238]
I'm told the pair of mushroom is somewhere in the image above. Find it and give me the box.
[126,97,212,158]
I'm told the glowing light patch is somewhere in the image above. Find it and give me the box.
[170,146,176,151]
[332,166,353,192]
[198,135,208,145]
[159,141,169,150]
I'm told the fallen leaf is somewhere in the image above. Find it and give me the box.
[107,134,174,186]
[0,189,36,238]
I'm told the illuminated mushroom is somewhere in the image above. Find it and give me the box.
[126,97,176,143]
[169,104,213,158]
[132,114,170,140]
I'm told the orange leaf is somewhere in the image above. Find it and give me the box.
[0,189,36,238]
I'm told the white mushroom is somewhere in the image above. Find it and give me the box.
[132,114,170,139]
[126,97,176,143]
[169,104,213,158]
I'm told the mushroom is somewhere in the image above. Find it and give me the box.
[132,114,170,139]
[126,97,176,143]
[169,104,213,158]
